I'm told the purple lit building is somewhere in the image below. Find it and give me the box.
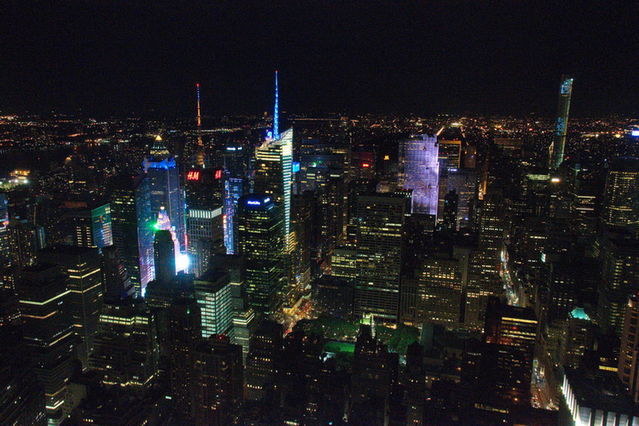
[399,134,440,217]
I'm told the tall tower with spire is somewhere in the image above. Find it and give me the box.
[195,83,205,167]
[548,75,574,170]
[273,70,279,139]
[254,71,292,249]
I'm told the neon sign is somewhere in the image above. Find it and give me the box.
[214,169,223,180]
[187,170,200,181]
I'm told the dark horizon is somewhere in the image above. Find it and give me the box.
[1,1,638,118]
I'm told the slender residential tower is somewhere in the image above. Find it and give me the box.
[548,75,574,170]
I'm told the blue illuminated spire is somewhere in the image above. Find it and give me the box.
[273,70,279,139]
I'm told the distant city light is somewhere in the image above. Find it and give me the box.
[247,200,261,206]
[292,162,301,173]
[214,169,223,180]
[362,162,371,168]
[550,177,561,183]
[631,130,639,137]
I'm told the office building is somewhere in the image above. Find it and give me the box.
[561,368,637,426]
[618,293,639,402]
[0,327,46,425]
[64,201,113,249]
[110,173,155,293]
[236,195,285,314]
[401,255,463,327]
[192,335,244,425]
[90,298,160,389]
[399,134,439,216]
[194,270,234,338]
[245,320,283,401]
[154,229,176,284]
[483,298,538,407]
[143,135,186,251]
[602,157,639,228]
[254,128,293,246]
[16,264,75,424]
[598,231,639,335]
[167,297,202,417]
[354,191,410,322]
[187,206,224,278]
[39,245,104,369]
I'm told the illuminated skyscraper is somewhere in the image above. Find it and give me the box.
[236,195,285,314]
[483,297,538,407]
[16,264,74,424]
[185,168,225,277]
[548,75,574,170]
[618,293,639,402]
[602,157,639,228]
[354,191,410,322]
[64,201,113,249]
[254,128,293,246]
[598,231,639,335]
[90,298,160,389]
[39,245,104,369]
[222,143,248,254]
[194,270,234,338]
[143,136,186,252]
[399,134,439,217]
[110,174,154,294]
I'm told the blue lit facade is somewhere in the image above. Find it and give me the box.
[273,70,279,139]
[549,75,574,170]
[143,139,186,252]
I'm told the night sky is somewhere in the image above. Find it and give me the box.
[1,1,637,117]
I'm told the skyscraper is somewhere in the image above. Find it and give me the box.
[254,128,293,246]
[143,135,186,252]
[222,143,248,254]
[399,134,439,216]
[39,245,104,369]
[90,298,160,389]
[602,157,639,228]
[236,195,285,314]
[110,173,154,293]
[618,293,639,402]
[194,270,234,338]
[154,230,176,284]
[548,75,574,170]
[354,191,410,322]
[166,297,201,417]
[598,231,639,335]
[245,320,283,401]
[64,201,113,249]
[185,168,225,277]
[483,298,538,406]
[192,335,244,425]
[16,264,75,424]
